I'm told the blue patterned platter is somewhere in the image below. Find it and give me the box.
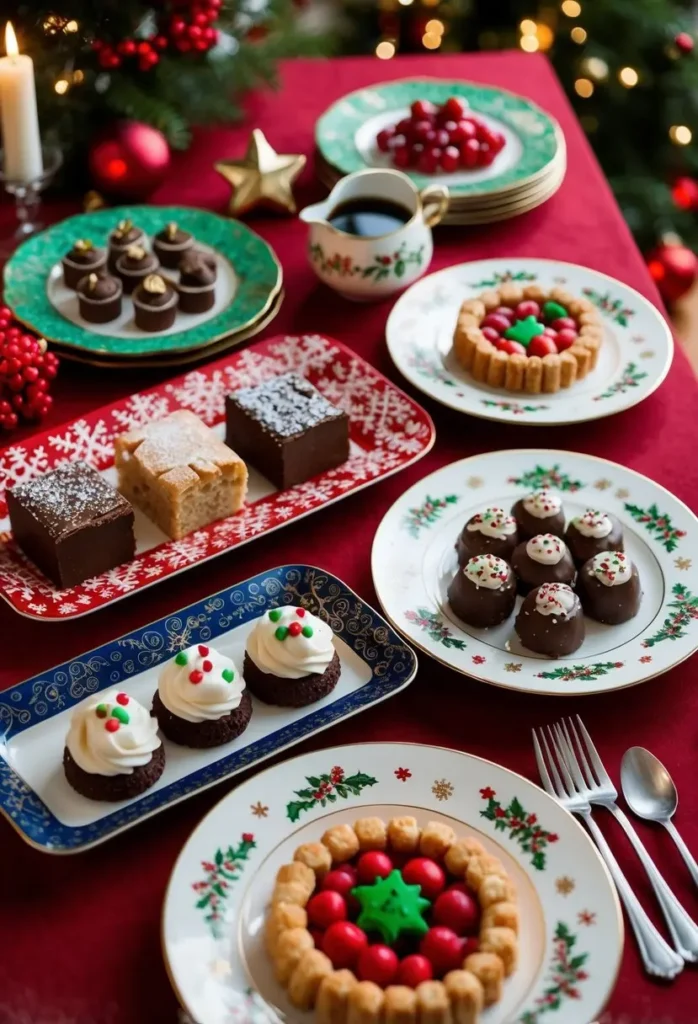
[0,565,417,854]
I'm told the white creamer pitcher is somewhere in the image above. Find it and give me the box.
[299,168,448,301]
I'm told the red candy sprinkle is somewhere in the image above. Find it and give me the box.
[198,645,209,656]
[116,693,129,705]
[307,890,347,930]
[432,889,480,935]
[296,608,306,617]
[420,926,466,977]
[202,659,213,672]
[105,718,120,733]
[402,857,446,901]
[288,621,302,637]
[189,670,204,684]
[356,850,394,885]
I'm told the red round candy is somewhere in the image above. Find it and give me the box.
[481,313,512,334]
[555,328,578,350]
[432,889,480,936]
[402,857,446,901]
[499,340,527,356]
[481,326,500,343]
[411,99,437,121]
[528,335,558,358]
[442,96,468,121]
[357,944,399,987]
[322,921,368,969]
[396,953,433,988]
[321,869,357,899]
[514,300,540,320]
[542,327,558,339]
[477,143,495,167]
[116,692,129,706]
[288,621,302,637]
[550,316,577,332]
[307,890,347,930]
[460,138,480,168]
[440,146,460,173]
[356,850,393,885]
[334,863,358,882]
[450,119,476,143]
[461,936,480,958]
[420,926,466,977]
[493,306,516,322]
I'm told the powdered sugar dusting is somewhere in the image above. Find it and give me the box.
[231,372,345,438]
[9,462,130,539]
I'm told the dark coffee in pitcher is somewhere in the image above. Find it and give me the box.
[327,196,412,237]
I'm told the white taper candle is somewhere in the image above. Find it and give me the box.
[0,22,44,182]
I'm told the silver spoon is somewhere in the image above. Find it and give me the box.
[621,746,698,888]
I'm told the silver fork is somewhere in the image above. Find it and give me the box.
[533,725,684,979]
[561,717,698,962]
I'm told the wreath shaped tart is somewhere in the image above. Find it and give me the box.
[453,283,602,395]
[265,816,519,1022]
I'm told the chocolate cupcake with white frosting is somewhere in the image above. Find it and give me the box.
[456,506,518,566]
[63,690,164,801]
[515,582,585,657]
[565,509,624,566]
[151,642,252,748]
[511,533,577,595]
[153,221,195,268]
[243,606,340,707]
[62,238,107,289]
[577,551,642,624]
[511,490,566,540]
[448,553,517,628]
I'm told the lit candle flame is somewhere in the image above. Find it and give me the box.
[5,22,19,58]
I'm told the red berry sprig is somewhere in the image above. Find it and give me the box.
[92,0,220,72]
[0,306,59,433]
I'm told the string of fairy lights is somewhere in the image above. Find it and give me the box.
[373,0,693,148]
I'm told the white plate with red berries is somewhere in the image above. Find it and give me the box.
[163,741,622,1024]
[316,79,564,218]
[386,258,673,426]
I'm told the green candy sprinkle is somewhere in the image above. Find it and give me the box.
[175,652,188,666]
[95,704,108,719]
[542,300,568,321]
[269,609,282,622]
[275,626,289,641]
[222,668,235,683]
[302,625,314,638]
[111,706,130,724]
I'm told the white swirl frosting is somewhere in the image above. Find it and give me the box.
[526,534,566,565]
[572,510,613,539]
[522,491,562,519]
[158,644,245,723]
[588,551,632,587]
[246,606,335,679]
[466,507,517,540]
[66,691,161,777]
[535,583,578,617]
[464,554,511,590]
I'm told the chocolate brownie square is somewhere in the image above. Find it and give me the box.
[6,462,135,589]
[225,372,350,490]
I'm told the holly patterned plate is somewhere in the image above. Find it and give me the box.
[386,258,673,425]
[0,334,434,621]
[371,449,698,696]
[2,206,282,357]
[162,741,622,1024]
[0,566,417,853]
[316,79,563,201]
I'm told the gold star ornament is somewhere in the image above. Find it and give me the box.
[215,129,306,216]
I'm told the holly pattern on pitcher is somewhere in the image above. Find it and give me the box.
[309,240,425,282]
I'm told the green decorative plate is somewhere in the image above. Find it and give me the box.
[316,78,562,199]
[2,205,282,357]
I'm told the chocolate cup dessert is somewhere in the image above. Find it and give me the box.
[133,274,177,332]
[108,219,146,272]
[565,510,624,566]
[115,244,160,294]
[62,239,107,289]
[577,551,642,624]
[77,272,123,324]
[448,553,517,628]
[178,251,217,314]
[153,221,195,268]
[515,582,585,657]
[63,744,165,801]
[456,506,519,566]
[511,534,577,595]
[511,492,566,541]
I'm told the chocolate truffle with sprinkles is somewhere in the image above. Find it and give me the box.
[511,490,566,540]
[225,372,350,490]
[577,551,642,624]
[448,553,517,628]
[511,533,576,595]
[6,461,135,589]
[515,582,585,657]
[565,509,624,566]
[456,506,518,566]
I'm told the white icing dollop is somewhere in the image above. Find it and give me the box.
[464,553,511,590]
[588,551,632,587]
[466,507,517,540]
[246,606,335,679]
[572,510,613,539]
[66,690,161,777]
[526,534,566,565]
[535,582,578,617]
[522,491,562,519]
[158,644,245,723]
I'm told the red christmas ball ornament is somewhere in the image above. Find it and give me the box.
[322,921,368,969]
[307,890,347,930]
[675,31,694,54]
[356,851,394,885]
[402,857,446,901]
[88,121,170,201]
[647,240,698,304]
[357,944,399,987]
[672,176,698,211]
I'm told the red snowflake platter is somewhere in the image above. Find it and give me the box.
[0,334,435,620]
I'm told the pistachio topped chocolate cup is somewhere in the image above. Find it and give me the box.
[115,243,160,294]
[133,273,177,332]
[153,220,195,268]
[62,238,107,289]
[77,271,123,324]
[108,218,146,272]
[177,251,217,314]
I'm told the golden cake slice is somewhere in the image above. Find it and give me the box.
[114,409,247,540]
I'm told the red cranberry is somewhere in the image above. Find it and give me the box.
[514,300,540,320]
[555,328,578,350]
[307,890,347,930]
[334,864,358,883]
[389,133,407,151]
[322,869,356,900]
[481,313,512,334]
[393,146,411,169]
[481,326,500,343]
[440,146,460,173]
[322,921,368,969]
[442,96,468,121]
[356,851,393,885]
[542,327,558,339]
[395,117,413,137]
[420,926,466,977]
[357,944,399,987]
[377,128,395,153]
[477,143,495,167]
[528,335,558,358]
[490,131,506,153]
[411,99,437,121]
[396,953,433,988]
[412,119,433,141]
[450,120,476,144]
[434,128,450,149]
[461,138,480,169]
[550,317,577,332]
[402,857,446,901]
[417,149,439,174]
[432,889,480,936]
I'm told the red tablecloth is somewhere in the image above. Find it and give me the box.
[2,52,698,1023]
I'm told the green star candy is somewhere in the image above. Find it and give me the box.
[352,869,430,945]
[503,315,545,347]
[542,300,568,321]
